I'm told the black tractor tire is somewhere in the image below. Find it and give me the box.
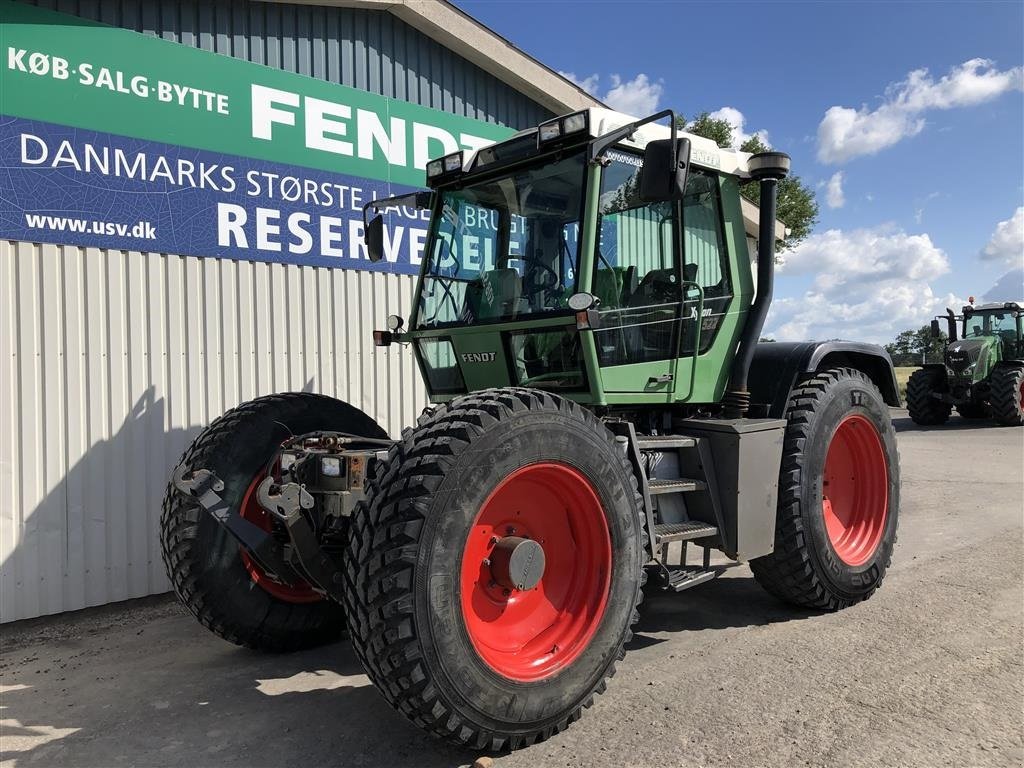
[750,368,900,611]
[906,368,951,425]
[990,365,1024,426]
[342,388,645,751]
[956,402,989,419]
[160,392,388,652]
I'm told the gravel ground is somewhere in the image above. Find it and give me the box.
[1,410,1022,768]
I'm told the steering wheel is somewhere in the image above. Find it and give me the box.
[520,255,562,301]
[632,269,680,306]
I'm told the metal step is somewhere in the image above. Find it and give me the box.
[636,434,697,451]
[654,521,718,544]
[664,567,716,592]
[648,478,706,494]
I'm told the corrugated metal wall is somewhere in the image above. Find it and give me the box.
[0,241,428,621]
[2,0,550,622]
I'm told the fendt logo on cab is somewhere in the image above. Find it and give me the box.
[460,352,496,363]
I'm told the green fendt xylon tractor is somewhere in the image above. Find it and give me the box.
[162,108,903,751]
[908,301,1024,426]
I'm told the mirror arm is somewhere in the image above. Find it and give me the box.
[362,190,432,230]
[588,109,677,161]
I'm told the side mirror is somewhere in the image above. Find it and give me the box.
[930,319,942,338]
[365,213,385,262]
[639,137,691,202]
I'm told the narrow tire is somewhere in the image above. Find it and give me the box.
[342,388,645,751]
[160,392,387,652]
[750,368,900,610]
[990,365,1024,426]
[906,368,951,425]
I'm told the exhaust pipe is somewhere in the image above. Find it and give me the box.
[723,152,791,419]
[946,308,958,342]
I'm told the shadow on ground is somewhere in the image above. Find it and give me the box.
[628,572,817,650]
[0,602,478,768]
[892,415,1005,433]
[0,574,816,767]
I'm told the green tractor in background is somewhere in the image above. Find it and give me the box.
[907,301,1024,426]
[162,107,903,751]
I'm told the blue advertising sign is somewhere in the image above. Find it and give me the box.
[0,116,428,273]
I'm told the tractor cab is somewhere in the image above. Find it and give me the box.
[365,108,787,410]
[932,301,1024,383]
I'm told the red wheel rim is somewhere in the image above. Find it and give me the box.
[822,415,889,566]
[459,463,611,682]
[238,472,322,604]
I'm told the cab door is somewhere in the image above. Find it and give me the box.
[591,149,683,397]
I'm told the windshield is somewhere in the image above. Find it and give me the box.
[415,152,586,329]
[963,311,1018,339]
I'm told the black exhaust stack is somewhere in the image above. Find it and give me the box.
[723,152,791,419]
[946,308,958,342]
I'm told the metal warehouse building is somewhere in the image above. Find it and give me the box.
[0,0,602,622]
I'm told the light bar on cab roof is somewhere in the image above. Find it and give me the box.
[425,150,464,187]
[537,111,589,147]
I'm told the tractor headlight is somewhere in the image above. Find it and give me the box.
[538,119,561,143]
[562,111,588,134]
[537,111,589,147]
[426,151,464,187]
[443,152,464,172]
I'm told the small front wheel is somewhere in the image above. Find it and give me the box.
[751,368,900,610]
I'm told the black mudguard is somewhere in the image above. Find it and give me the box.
[749,341,902,417]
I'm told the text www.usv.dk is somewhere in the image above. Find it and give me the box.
[24,213,157,239]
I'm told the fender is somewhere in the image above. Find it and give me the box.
[749,341,902,418]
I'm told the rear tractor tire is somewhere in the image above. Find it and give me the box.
[160,392,388,652]
[990,365,1024,426]
[342,388,645,751]
[906,368,951,425]
[751,368,900,611]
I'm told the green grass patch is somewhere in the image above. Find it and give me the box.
[894,366,917,401]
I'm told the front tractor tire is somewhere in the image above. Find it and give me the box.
[342,388,645,751]
[160,392,388,652]
[906,367,951,425]
[990,365,1024,426]
[751,368,900,611]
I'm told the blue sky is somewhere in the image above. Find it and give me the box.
[458,0,1024,343]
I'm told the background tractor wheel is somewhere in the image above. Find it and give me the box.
[342,388,645,751]
[750,368,900,611]
[956,402,989,420]
[160,392,387,652]
[990,366,1024,426]
[906,368,951,425]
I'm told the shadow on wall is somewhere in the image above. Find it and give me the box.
[0,387,204,623]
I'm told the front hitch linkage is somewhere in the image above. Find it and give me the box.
[172,465,343,600]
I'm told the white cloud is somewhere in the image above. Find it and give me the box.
[558,71,600,96]
[557,71,664,115]
[705,107,769,147]
[817,58,1024,164]
[979,207,1024,267]
[982,268,1024,301]
[603,73,663,115]
[824,171,845,209]
[767,226,957,343]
